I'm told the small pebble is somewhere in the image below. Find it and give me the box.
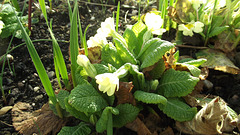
[28,85,33,91]
[32,103,35,106]
[203,80,213,90]
[47,71,55,79]
[35,94,43,101]
[17,82,24,88]
[33,86,40,92]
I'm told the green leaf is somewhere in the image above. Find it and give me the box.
[134,91,167,104]
[101,44,124,68]
[68,84,108,113]
[57,90,69,109]
[158,98,197,122]
[158,69,199,97]
[139,39,174,69]
[113,104,139,128]
[93,64,109,74]
[137,38,158,58]
[183,63,201,77]
[149,59,166,79]
[64,97,89,122]
[209,26,229,38]
[123,28,140,56]
[96,107,119,133]
[132,21,147,47]
[75,66,88,86]
[179,58,207,67]
[58,122,91,135]
[114,38,137,64]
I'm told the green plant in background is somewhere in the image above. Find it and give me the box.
[170,0,240,49]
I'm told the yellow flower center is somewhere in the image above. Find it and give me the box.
[185,24,194,29]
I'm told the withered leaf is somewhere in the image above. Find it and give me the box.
[176,97,235,134]
[79,46,101,64]
[12,102,67,135]
[115,82,136,105]
[125,117,152,135]
[0,106,13,116]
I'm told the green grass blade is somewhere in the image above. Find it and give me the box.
[83,24,90,56]
[70,0,80,87]
[38,0,48,24]
[67,0,73,22]
[115,1,120,32]
[15,10,57,105]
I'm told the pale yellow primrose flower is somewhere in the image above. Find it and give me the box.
[0,20,4,34]
[188,0,206,10]
[87,34,108,47]
[178,21,204,36]
[144,13,166,35]
[77,55,97,78]
[95,73,119,96]
[97,17,115,38]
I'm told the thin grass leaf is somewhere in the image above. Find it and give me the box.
[70,0,80,87]
[15,9,57,105]
[115,1,120,32]
[38,0,48,24]
[83,24,90,56]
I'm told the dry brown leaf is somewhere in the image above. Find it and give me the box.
[115,82,136,105]
[159,126,174,135]
[196,49,240,74]
[163,48,176,70]
[176,97,235,135]
[79,46,101,64]
[0,106,13,116]
[12,102,67,135]
[125,117,152,135]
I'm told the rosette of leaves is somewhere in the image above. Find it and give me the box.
[0,3,36,39]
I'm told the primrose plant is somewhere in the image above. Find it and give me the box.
[170,0,240,48]
[17,0,206,134]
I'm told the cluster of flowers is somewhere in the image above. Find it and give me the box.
[0,20,4,34]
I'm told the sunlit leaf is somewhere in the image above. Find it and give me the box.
[134,91,167,104]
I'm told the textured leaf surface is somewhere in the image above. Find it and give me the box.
[158,69,199,97]
[93,64,109,74]
[123,28,140,56]
[58,122,91,135]
[101,44,124,68]
[57,90,69,109]
[114,38,137,64]
[139,39,174,69]
[113,104,139,128]
[132,21,147,47]
[158,98,197,122]
[68,84,108,113]
[64,97,89,122]
[209,26,229,38]
[134,91,167,104]
[96,107,119,133]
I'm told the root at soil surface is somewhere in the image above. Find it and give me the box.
[11,102,67,135]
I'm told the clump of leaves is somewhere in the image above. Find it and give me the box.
[0,3,34,39]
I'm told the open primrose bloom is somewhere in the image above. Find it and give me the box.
[87,33,108,47]
[178,21,204,36]
[0,20,4,34]
[97,17,115,38]
[95,73,119,96]
[144,12,166,35]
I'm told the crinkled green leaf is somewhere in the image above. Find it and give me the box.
[158,69,199,97]
[209,26,229,38]
[132,21,147,47]
[113,104,139,128]
[179,58,207,67]
[96,107,119,133]
[158,98,197,122]
[93,64,109,74]
[75,66,88,86]
[123,28,140,56]
[137,38,158,58]
[101,44,124,68]
[64,97,89,122]
[57,90,69,109]
[149,58,166,79]
[114,38,137,64]
[139,39,174,69]
[68,84,108,113]
[134,91,167,104]
[58,122,91,135]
